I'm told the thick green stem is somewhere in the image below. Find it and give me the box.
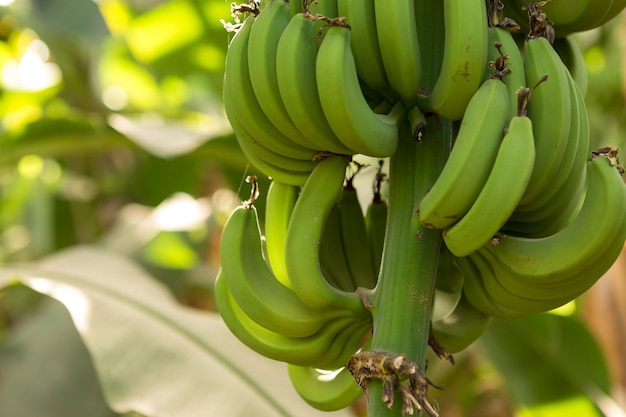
[367,119,449,416]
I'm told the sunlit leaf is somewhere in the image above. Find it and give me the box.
[0,246,355,417]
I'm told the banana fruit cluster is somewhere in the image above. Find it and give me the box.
[218,0,626,412]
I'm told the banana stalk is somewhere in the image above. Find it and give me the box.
[365,119,448,416]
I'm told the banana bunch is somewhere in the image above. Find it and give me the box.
[222,0,493,186]
[218,0,626,413]
[418,2,626,320]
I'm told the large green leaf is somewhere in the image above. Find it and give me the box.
[481,314,621,417]
[0,297,118,417]
[0,246,355,417]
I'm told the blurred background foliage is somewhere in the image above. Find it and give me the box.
[0,0,624,416]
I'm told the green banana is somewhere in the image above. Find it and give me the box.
[431,293,492,354]
[456,254,526,319]
[275,12,354,155]
[227,104,317,173]
[364,190,387,286]
[551,0,616,35]
[443,109,536,257]
[513,68,589,215]
[336,0,391,95]
[418,78,510,230]
[373,0,421,103]
[417,0,488,120]
[338,176,378,290]
[285,155,371,312]
[247,0,319,150]
[225,98,313,185]
[486,23,526,118]
[553,35,588,96]
[435,244,464,294]
[288,365,363,411]
[214,273,366,367]
[264,181,298,289]
[517,34,572,206]
[413,0,445,93]
[223,15,317,161]
[220,201,348,338]
[316,24,405,158]
[482,151,626,285]
[596,0,626,26]
[472,250,576,314]
[320,203,358,292]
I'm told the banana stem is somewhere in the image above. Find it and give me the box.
[367,119,449,416]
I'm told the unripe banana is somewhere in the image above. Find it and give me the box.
[338,178,378,290]
[225,100,313,185]
[482,151,626,286]
[220,201,346,338]
[373,0,421,103]
[223,16,316,161]
[320,203,358,292]
[214,273,367,367]
[364,194,387,286]
[247,0,320,150]
[486,24,526,118]
[288,365,363,411]
[275,12,355,155]
[511,68,589,216]
[418,78,510,230]
[417,0,488,120]
[553,35,588,96]
[431,293,492,354]
[336,0,391,96]
[316,24,405,158]
[285,155,371,312]
[264,181,298,289]
[517,34,572,206]
[443,113,536,257]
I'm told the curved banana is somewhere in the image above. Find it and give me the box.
[336,0,391,96]
[486,24,526,118]
[455,254,526,319]
[431,293,492,354]
[553,35,588,96]
[264,181,298,289]
[517,34,572,206]
[320,203,358,292]
[468,251,574,314]
[373,0,421,103]
[220,201,349,338]
[214,273,365,367]
[338,178,378,290]
[435,244,464,295]
[225,99,313,185]
[553,0,616,35]
[247,0,319,150]
[418,78,510,230]
[316,24,405,158]
[285,155,371,312]
[482,151,626,286]
[275,12,354,155]
[443,111,536,257]
[227,105,317,173]
[513,68,588,215]
[223,16,317,161]
[417,0,488,120]
[596,0,626,26]
[288,365,363,411]
[364,193,387,285]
